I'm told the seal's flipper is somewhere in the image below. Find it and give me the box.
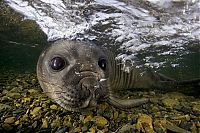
[108,96,149,109]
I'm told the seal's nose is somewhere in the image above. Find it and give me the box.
[81,78,98,92]
[80,77,99,98]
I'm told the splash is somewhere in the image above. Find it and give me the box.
[4,0,200,69]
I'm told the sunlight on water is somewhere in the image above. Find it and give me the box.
[3,0,200,78]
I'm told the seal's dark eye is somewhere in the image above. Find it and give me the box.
[98,58,107,70]
[50,57,66,71]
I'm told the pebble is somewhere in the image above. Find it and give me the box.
[89,126,96,133]
[136,114,155,133]
[93,116,109,128]
[84,115,93,123]
[113,111,119,120]
[28,88,39,95]
[63,116,72,127]
[6,92,21,99]
[2,123,13,131]
[41,118,49,128]
[30,107,42,117]
[117,124,136,133]
[0,103,12,111]
[2,90,8,95]
[162,98,179,108]
[1,96,11,101]
[21,97,32,103]
[50,104,58,110]
[55,127,67,133]
[154,119,167,133]
[81,125,89,132]
[9,87,21,93]
[0,72,199,132]
[172,115,190,121]
[14,120,20,125]
[4,116,16,124]
[190,122,198,133]
[51,117,61,128]
[192,104,200,114]
[32,120,38,128]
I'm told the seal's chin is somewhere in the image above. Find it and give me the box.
[39,77,108,112]
[78,94,98,109]
[60,92,102,112]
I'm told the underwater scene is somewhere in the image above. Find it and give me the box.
[0,0,200,132]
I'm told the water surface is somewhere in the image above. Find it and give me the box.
[1,0,200,80]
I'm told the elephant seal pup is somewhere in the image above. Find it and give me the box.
[37,40,176,112]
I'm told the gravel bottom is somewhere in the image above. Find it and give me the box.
[0,72,199,133]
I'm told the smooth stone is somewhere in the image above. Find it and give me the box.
[9,87,22,92]
[172,115,190,121]
[63,116,72,127]
[14,120,20,126]
[0,103,12,111]
[28,88,39,95]
[51,118,61,128]
[2,90,8,95]
[55,127,67,133]
[30,107,42,117]
[41,118,49,128]
[117,124,135,133]
[50,104,58,110]
[192,104,200,113]
[4,116,16,124]
[6,92,21,99]
[21,97,32,103]
[162,98,179,108]
[113,111,119,120]
[81,125,89,132]
[32,121,38,128]
[83,115,93,123]
[154,119,167,133]
[2,123,13,131]
[136,114,155,133]
[93,116,109,128]
[1,96,11,101]
[89,126,96,133]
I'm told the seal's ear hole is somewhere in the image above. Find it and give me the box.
[98,58,107,71]
[50,57,67,71]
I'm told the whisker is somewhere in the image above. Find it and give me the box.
[38,77,68,91]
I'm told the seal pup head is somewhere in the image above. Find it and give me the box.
[37,40,110,112]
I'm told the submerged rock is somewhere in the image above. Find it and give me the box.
[93,116,109,128]
[117,124,136,133]
[0,72,198,132]
[4,117,16,124]
[136,114,155,133]
[6,92,21,99]
[0,103,12,111]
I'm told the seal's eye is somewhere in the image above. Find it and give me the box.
[50,57,66,71]
[98,58,107,70]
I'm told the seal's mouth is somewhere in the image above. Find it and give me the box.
[76,75,108,109]
[38,72,108,112]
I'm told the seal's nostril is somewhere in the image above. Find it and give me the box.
[82,82,89,89]
[80,83,90,100]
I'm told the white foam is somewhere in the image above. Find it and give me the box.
[4,0,200,68]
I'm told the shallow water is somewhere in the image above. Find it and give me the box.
[0,1,200,132]
[1,0,200,80]
[0,2,47,73]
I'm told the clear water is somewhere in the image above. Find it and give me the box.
[0,40,46,73]
[1,0,200,80]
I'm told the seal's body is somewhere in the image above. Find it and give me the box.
[37,40,199,112]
